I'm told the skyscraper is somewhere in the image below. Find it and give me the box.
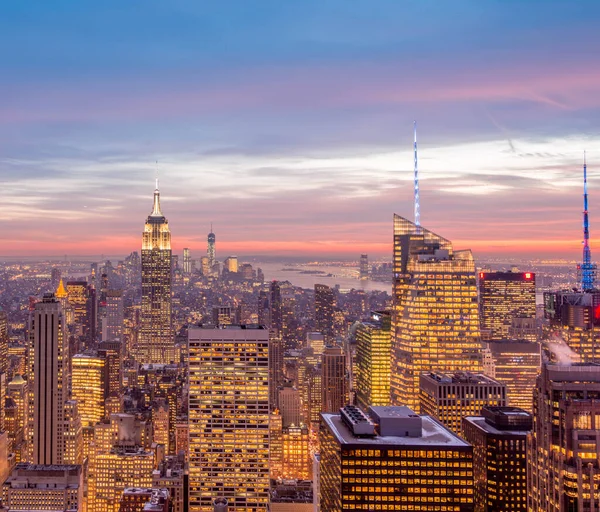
[359,254,369,279]
[484,338,541,412]
[188,325,270,511]
[207,227,216,269]
[463,406,532,512]
[140,181,173,365]
[315,284,335,341]
[72,353,107,427]
[355,311,391,410]
[321,345,348,413]
[183,247,191,274]
[528,363,600,511]
[320,405,475,512]
[390,215,482,412]
[479,270,536,341]
[103,289,124,341]
[28,294,70,464]
[270,281,283,336]
[419,371,506,437]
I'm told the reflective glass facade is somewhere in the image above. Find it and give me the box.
[391,215,482,412]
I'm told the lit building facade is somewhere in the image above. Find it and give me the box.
[479,271,536,341]
[281,425,311,480]
[484,339,541,412]
[140,183,173,365]
[463,407,531,512]
[355,311,391,410]
[72,353,107,427]
[92,449,154,512]
[320,405,475,512]
[188,325,270,511]
[528,363,600,511]
[391,215,482,412]
[419,372,506,437]
[1,463,83,511]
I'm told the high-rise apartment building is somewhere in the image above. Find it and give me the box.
[390,215,482,412]
[355,311,391,410]
[315,284,335,341]
[321,346,348,414]
[528,363,600,511]
[463,406,532,512]
[1,463,83,511]
[140,183,173,365]
[188,325,270,511]
[28,294,70,465]
[419,371,506,436]
[484,339,541,412]
[320,405,475,512]
[479,271,536,341]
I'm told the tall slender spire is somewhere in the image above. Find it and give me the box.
[151,179,163,217]
[413,120,420,230]
[579,152,596,290]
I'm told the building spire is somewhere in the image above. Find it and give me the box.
[579,151,596,290]
[413,120,421,231]
[151,179,163,217]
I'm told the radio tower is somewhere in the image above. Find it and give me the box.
[413,120,420,231]
[578,152,597,290]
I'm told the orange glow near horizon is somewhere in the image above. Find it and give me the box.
[0,235,589,260]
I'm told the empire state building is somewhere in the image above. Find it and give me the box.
[140,181,174,364]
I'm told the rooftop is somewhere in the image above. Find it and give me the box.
[322,411,469,448]
[464,416,531,437]
[422,371,501,385]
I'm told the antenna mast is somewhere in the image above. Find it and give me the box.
[579,152,597,290]
[413,120,420,230]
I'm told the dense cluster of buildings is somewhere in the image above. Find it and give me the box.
[0,169,598,512]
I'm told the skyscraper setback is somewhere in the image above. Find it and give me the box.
[390,215,482,412]
[139,182,173,364]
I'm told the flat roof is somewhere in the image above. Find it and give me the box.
[463,416,529,437]
[322,413,470,448]
[369,406,419,419]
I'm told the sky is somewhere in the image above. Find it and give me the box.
[1,1,600,260]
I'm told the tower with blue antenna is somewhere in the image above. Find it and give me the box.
[578,153,597,290]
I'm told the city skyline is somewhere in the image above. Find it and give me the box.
[2,2,600,259]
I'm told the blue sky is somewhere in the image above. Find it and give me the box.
[1,1,600,258]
